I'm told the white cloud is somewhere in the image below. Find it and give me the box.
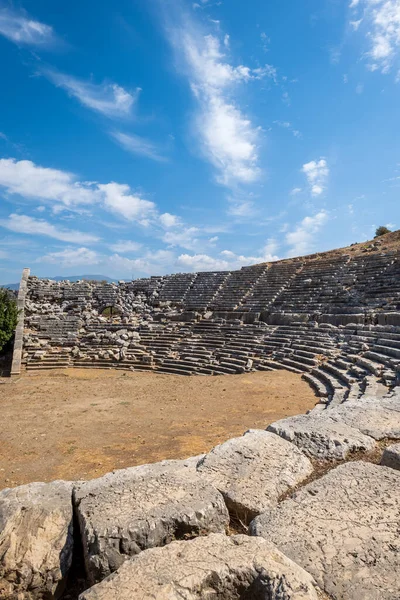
[159,213,182,228]
[43,71,138,119]
[351,0,400,75]
[170,26,263,186]
[0,8,54,45]
[227,198,256,217]
[302,158,329,196]
[111,131,166,161]
[163,226,201,250]
[177,242,280,272]
[109,240,142,253]
[99,183,156,223]
[273,121,302,138]
[0,214,99,244]
[285,211,329,257]
[290,187,302,195]
[0,158,100,208]
[39,247,100,267]
[0,158,158,224]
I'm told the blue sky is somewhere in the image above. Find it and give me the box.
[0,0,399,283]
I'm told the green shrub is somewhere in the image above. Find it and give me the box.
[0,288,18,353]
[375,225,391,237]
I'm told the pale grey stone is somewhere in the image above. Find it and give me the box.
[380,442,400,470]
[267,413,376,459]
[250,461,400,600]
[327,395,400,440]
[79,533,319,600]
[0,481,74,599]
[196,430,313,520]
[74,459,229,584]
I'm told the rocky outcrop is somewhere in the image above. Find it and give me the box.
[196,430,313,520]
[250,462,400,600]
[78,533,320,600]
[0,481,74,599]
[73,459,229,584]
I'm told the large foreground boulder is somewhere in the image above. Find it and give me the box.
[267,413,376,459]
[79,533,319,600]
[250,461,400,600]
[327,395,400,440]
[74,460,229,584]
[0,481,74,599]
[196,430,313,520]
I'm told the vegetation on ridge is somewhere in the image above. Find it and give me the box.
[375,225,392,237]
[0,289,18,353]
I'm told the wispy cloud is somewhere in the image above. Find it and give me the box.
[109,240,142,253]
[302,158,329,196]
[0,8,55,46]
[350,0,400,76]
[38,246,100,267]
[0,214,99,244]
[111,131,166,161]
[285,210,329,256]
[42,70,139,119]
[167,16,268,187]
[273,120,302,138]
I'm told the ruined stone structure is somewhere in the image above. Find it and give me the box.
[2,241,400,599]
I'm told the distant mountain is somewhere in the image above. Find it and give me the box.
[2,274,117,290]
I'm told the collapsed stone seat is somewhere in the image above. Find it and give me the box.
[78,533,319,600]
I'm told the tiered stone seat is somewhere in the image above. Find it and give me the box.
[184,271,230,311]
[241,261,301,313]
[210,265,267,312]
[157,273,198,305]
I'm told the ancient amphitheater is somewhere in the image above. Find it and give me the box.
[1,233,400,600]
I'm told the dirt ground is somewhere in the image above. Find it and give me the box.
[0,368,317,489]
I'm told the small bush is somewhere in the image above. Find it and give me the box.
[0,288,18,353]
[375,225,391,237]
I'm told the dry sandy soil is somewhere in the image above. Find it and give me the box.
[0,368,316,489]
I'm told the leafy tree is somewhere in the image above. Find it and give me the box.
[0,288,18,353]
[375,225,391,237]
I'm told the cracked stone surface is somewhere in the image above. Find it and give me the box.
[250,461,400,600]
[326,395,400,440]
[196,430,313,520]
[380,443,400,470]
[267,413,376,460]
[78,533,319,600]
[74,459,229,584]
[0,481,74,599]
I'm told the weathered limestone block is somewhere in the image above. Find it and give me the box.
[0,481,74,599]
[79,533,319,600]
[250,462,400,600]
[74,459,228,584]
[380,442,400,470]
[196,430,313,520]
[267,413,376,459]
[327,395,400,440]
